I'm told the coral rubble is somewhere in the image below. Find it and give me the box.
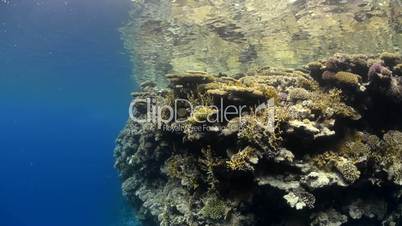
[115,53,402,225]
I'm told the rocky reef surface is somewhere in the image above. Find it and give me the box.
[121,0,402,87]
[115,53,402,225]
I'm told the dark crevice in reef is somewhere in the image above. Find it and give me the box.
[115,53,402,225]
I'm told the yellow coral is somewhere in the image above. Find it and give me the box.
[259,85,278,99]
[288,88,311,101]
[311,89,359,119]
[227,146,258,171]
[334,71,361,86]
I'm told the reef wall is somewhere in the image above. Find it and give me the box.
[121,0,402,87]
[116,0,402,225]
[114,53,402,225]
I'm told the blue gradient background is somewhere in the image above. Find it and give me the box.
[0,0,138,225]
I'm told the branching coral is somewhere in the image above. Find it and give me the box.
[199,146,224,190]
[227,146,259,171]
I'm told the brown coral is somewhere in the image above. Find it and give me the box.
[380,52,401,67]
[334,71,361,86]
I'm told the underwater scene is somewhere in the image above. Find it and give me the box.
[2,0,402,225]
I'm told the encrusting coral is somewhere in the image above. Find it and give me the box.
[115,53,402,226]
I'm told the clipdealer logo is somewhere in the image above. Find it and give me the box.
[129,97,276,133]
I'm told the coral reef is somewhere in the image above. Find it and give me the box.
[115,53,402,226]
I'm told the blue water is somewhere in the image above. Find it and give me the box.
[0,1,139,226]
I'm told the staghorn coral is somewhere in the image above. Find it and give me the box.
[199,146,224,191]
[115,53,402,226]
